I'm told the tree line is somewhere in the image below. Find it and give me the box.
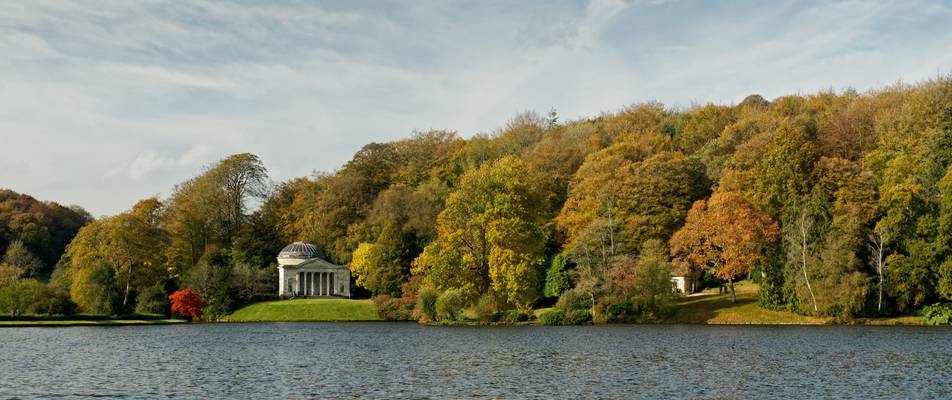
[3,76,952,322]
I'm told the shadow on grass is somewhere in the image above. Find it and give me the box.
[670,293,759,324]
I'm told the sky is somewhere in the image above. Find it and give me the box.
[1,0,951,217]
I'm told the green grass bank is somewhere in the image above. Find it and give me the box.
[224,298,381,322]
[666,281,922,325]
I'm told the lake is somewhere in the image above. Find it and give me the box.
[1,323,950,399]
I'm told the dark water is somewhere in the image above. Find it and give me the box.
[1,323,951,399]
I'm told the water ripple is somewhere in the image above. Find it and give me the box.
[1,324,951,399]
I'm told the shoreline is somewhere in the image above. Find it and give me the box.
[0,317,925,328]
[0,319,187,328]
[1,282,926,327]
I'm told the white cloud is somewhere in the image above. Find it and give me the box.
[104,64,238,90]
[0,0,950,215]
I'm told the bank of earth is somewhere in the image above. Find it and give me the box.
[224,298,381,322]
[221,281,922,325]
[0,315,186,327]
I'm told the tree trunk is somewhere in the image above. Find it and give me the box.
[800,217,818,313]
[878,273,883,313]
[122,264,134,309]
[606,197,616,258]
[590,292,596,319]
[729,277,736,303]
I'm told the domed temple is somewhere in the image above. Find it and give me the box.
[277,242,351,298]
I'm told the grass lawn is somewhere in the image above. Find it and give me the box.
[667,281,923,325]
[224,298,381,322]
[669,281,829,324]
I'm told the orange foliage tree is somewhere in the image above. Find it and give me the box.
[169,289,205,320]
[669,192,779,302]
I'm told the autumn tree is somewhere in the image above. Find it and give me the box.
[0,189,91,272]
[676,103,735,155]
[0,263,24,289]
[558,134,705,253]
[66,198,169,312]
[347,181,449,296]
[164,153,269,275]
[350,222,412,296]
[390,130,465,187]
[670,192,780,302]
[412,156,548,308]
[169,288,205,320]
[520,123,593,222]
[750,123,818,220]
[2,240,44,278]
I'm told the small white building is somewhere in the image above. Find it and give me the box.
[277,242,351,298]
[670,261,696,294]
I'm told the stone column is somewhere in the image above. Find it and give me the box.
[322,272,328,296]
[321,272,327,296]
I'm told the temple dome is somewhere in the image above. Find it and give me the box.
[278,241,324,261]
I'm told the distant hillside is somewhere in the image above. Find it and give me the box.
[0,189,93,273]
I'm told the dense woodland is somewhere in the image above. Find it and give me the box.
[4,77,952,323]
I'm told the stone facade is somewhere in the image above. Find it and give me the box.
[277,242,351,298]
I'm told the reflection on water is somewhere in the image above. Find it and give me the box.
[1,323,951,399]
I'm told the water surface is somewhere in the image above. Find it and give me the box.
[1,323,950,399]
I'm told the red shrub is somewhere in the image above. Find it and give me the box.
[169,289,205,320]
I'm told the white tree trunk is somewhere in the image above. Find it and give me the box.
[799,212,818,313]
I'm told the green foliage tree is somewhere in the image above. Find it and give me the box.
[0,279,49,316]
[543,252,573,298]
[751,124,818,220]
[612,240,673,306]
[0,263,25,289]
[413,156,548,308]
[135,282,169,315]
[86,263,120,316]
[351,233,405,296]
[435,289,465,321]
[186,251,234,319]
[887,252,934,313]
[231,261,274,305]
[414,287,439,322]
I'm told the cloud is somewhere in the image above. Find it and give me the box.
[0,0,950,215]
[109,144,212,181]
[105,64,238,90]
